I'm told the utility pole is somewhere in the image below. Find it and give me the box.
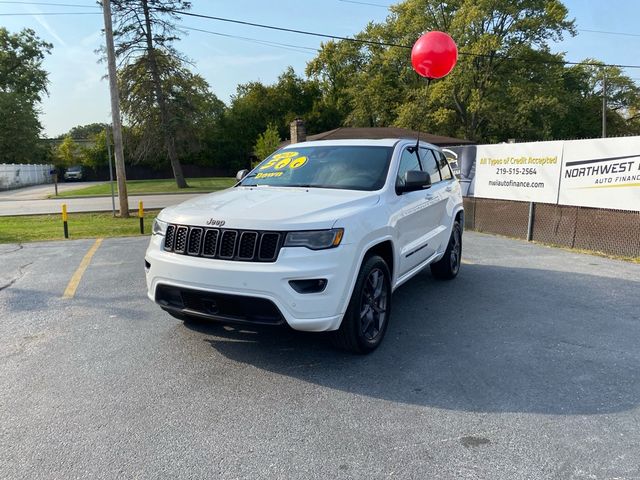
[602,71,607,139]
[101,0,129,217]
[105,126,116,217]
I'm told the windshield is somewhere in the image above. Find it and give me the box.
[67,166,82,172]
[239,145,393,191]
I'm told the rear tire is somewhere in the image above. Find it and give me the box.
[331,255,392,354]
[430,221,462,280]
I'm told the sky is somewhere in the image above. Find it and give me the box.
[1,0,639,138]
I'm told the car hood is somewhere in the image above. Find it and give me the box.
[159,186,380,231]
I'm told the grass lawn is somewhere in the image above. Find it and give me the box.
[0,211,159,243]
[53,177,235,198]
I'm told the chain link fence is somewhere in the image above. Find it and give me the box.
[463,197,640,258]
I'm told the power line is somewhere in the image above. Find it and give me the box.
[171,10,640,70]
[173,10,405,50]
[182,25,317,55]
[579,28,640,38]
[0,1,97,7]
[0,11,99,15]
[2,4,639,69]
[338,0,391,7]
[336,0,640,40]
[2,1,640,40]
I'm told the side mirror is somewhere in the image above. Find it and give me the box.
[236,169,249,182]
[397,170,431,194]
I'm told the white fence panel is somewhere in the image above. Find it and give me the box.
[0,163,54,191]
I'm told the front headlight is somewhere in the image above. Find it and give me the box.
[284,228,344,250]
[152,218,168,236]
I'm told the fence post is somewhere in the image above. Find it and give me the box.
[62,204,69,239]
[527,202,536,241]
[138,201,144,234]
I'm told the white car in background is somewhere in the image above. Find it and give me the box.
[63,165,84,181]
[145,139,464,353]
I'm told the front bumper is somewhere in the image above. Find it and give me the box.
[144,234,358,332]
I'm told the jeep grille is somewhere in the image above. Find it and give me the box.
[163,224,283,262]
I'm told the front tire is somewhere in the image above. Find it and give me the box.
[332,255,392,354]
[430,220,462,280]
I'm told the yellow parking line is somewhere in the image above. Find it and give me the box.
[62,238,103,299]
[461,259,475,265]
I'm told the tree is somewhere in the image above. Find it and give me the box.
[0,94,44,163]
[110,0,192,187]
[79,130,107,169]
[217,68,330,170]
[53,135,82,168]
[254,123,281,162]
[66,123,108,140]
[307,0,577,142]
[580,61,640,137]
[118,52,225,167]
[0,28,52,163]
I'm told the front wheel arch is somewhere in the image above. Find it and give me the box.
[332,254,392,354]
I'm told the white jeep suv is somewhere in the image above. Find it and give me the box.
[145,139,463,353]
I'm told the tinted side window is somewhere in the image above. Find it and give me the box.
[435,150,453,181]
[420,148,441,183]
[396,148,421,189]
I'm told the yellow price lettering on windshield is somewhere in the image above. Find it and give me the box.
[255,172,284,179]
[275,158,292,169]
[273,151,298,159]
[289,156,307,169]
[259,151,308,171]
[259,158,278,170]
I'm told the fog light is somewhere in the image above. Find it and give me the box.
[289,279,328,294]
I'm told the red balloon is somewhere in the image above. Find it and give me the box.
[411,31,458,79]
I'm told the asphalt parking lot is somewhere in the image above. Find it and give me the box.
[1,232,639,479]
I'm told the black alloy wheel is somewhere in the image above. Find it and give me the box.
[360,267,388,341]
[332,255,392,354]
[430,221,462,280]
[449,224,461,276]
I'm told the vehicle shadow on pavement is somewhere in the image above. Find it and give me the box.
[184,263,640,416]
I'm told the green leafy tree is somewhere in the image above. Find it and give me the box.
[118,52,225,168]
[307,0,577,142]
[66,123,108,140]
[0,27,52,163]
[53,135,82,168]
[111,0,193,187]
[217,68,331,170]
[579,61,640,136]
[81,130,110,169]
[0,94,44,163]
[254,123,281,162]
[53,124,111,169]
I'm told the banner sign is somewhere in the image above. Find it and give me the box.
[448,136,640,212]
[473,142,564,203]
[559,137,640,211]
[444,145,477,197]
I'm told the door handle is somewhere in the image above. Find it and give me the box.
[445,185,453,192]
[425,193,434,200]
